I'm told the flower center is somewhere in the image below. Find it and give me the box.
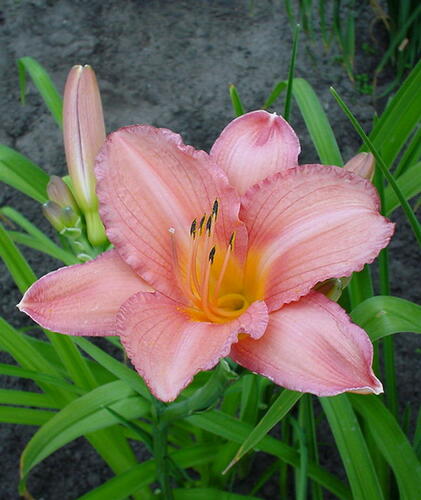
[170,200,247,323]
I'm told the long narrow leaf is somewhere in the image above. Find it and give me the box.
[370,59,421,166]
[229,84,246,117]
[17,56,63,127]
[0,145,49,202]
[394,127,421,178]
[350,395,421,500]
[263,80,287,109]
[330,87,421,246]
[189,410,351,499]
[384,162,421,215]
[1,206,77,265]
[78,443,221,500]
[320,395,384,500]
[20,380,149,482]
[0,405,54,425]
[7,231,77,265]
[351,296,421,342]
[226,389,302,470]
[74,337,150,399]
[0,389,56,408]
[293,78,343,165]
[284,24,300,121]
[0,363,84,395]
[0,223,36,293]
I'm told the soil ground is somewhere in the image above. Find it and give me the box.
[0,1,419,498]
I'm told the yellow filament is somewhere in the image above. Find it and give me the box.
[213,242,232,300]
[176,205,248,323]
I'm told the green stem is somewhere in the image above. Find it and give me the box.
[161,360,237,424]
[153,420,173,499]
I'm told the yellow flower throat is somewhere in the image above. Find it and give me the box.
[170,200,250,323]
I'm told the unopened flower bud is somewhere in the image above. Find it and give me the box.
[63,65,107,246]
[43,201,80,233]
[344,153,375,182]
[42,201,66,232]
[47,175,79,213]
[314,277,350,302]
[61,206,80,228]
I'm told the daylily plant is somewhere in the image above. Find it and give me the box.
[18,111,394,402]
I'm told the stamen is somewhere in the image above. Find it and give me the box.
[188,229,201,301]
[190,218,197,238]
[209,246,216,264]
[229,231,235,250]
[206,215,212,236]
[212,199,219,219]
[199,214,206,235]
[213,232,235,300]
[200,245,215,319]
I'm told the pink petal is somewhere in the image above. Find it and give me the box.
[18,250,152,336]
[241,164,394,310]
[231,292,383,396]
[210,110,300,195]
[96,125,247,301]
[117,292,268,402]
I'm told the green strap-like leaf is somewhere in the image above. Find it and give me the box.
[226,389,302,470]
[0,223,36,293]
[292,78,343,165]
[0,389,57,409]
[284,24,300,121]
[173,489,260,500]
[330,86,421,247]
[384,162,421,215]
[77,443,221,500]
[369,58,421,166]
[0,362,84,396]
[1,206,77,265]
[0,405,54,426]
[394,126,421,178]
[320,395,385,500]
[350,395,421,500]
[189,410,351,499]
[351,296,421,342]
[0,144,49,202]
[17,56,63,127]
[20,380,149,482]
[7,231,77,265]
[74,337,150,399]
[229,84,246,117]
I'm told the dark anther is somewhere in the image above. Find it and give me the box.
[190,219,197,237]
[229,232,235,249]
[209,246,216,263]
[206,215,212,235]
[199,214,206,233]
[212,199,219,219]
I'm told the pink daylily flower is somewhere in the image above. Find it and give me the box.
[18,111,394,402]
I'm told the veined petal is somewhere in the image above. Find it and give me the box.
[117,292,268,402]
[241,164,394,310]
[231,292,383,396]
[18,250,151,336]
[96,125,246,301]
[210,110,300,195]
